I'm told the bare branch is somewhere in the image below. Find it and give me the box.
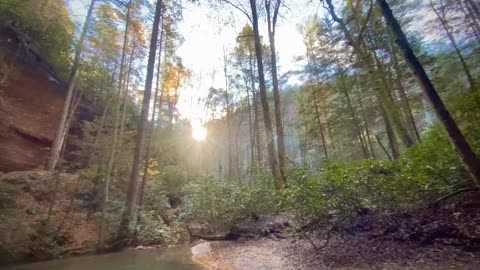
[221,0,253,23]
[356,0,374,47]
[272,0,281,28]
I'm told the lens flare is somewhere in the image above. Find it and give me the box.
[192,124,207,141]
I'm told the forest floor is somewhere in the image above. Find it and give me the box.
[0,171,99,264]
[195,191,480,269]
[209,232,479,270]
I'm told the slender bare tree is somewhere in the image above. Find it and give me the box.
[376,0,480,188]
[48,0,95,170]
[117,0,164,243]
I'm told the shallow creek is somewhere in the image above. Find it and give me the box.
[2,246,201,270]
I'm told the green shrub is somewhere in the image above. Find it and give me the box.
[184,92,480,229]
[0,182,17,209]
[0,0,74,76]
[183,175,278,228]
[278,160,421,224]
[136,210,170,245]
[279,112,479,224]
[400,127,468,194]
[160,165,190,199]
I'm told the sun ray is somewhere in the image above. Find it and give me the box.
[192,124,207,141]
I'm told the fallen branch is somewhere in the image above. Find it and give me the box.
[187,225,240,241]
[431,187,478,207]
[302,227,332,251]
[191,232,240,241]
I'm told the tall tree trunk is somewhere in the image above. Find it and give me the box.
[90,105,108,166]
[98,5,130,250]
[377,0,480,187]
[339,71,369,159]
[88,69,117,166]
[321,106,335,154]
[249,0,284,189]
[385,110,400,159]
[457,0,480,45]
[358,91,376,159]
[48,0,95,170]
[354,73,376,159]
[380,101,400,159]
[249,49,262,172]
[253,90,262,170]
[234,115,243,180]
[245,74,255,175]
[388,36,421,142]
[138,21,164,212]
[157,82,166,128]
[430,0,475,92]
[305,34,328,159]
[59,89,83,161]
[117,0,163,243]
[266,0,287,182]
[167,100,174,129]
[368,36,414,147]
[224,49,234,182]
[118,42,136,154]
[325,0,413,149]
[310,83,328,159]
[375,134,392,161]
[465,0,480,25]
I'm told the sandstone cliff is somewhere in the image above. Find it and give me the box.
[1,27,72,172]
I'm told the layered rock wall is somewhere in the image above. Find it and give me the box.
[0,28,65,172]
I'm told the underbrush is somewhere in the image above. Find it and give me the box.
[183,175,279,228]
[183,92,480,230]
[183,127,475,230]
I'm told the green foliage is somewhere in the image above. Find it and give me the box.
[0,0,74,76]
[183,175,278,228]
[449,91,480,151]
[398,91,480,194]
[143,171,170,212]
[136,210,170,245]
[159,165,189,198]
[183,91,480,228]
[0,181,17,209]
[135,166,181,245]
[30,226,66,259]
[0,213,31,263]
[280,93,480,223]
[0,212,63,263]
[0,181,23,260]
[279,161,419,223]
[400,127,467,193]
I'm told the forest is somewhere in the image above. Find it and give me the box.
[0,0,480,269]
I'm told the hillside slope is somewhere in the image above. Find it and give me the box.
[0,171,98,265]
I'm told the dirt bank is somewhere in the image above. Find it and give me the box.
[193,193,480,270]
[0,171,99,265]
[203,235,480,270]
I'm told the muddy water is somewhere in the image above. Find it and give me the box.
[2,247,200,270]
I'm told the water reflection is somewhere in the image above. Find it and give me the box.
[2,247,199,270]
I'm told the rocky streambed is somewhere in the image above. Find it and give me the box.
[191,199,480,270]
[192,236,480,270]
